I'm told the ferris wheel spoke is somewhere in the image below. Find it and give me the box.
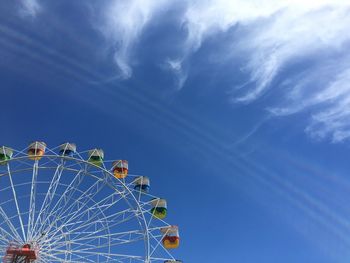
[40,211,132,249]
[50,240,99,250]
[56,211,122,240]
[0,244,8,251]
[43,225,145,255]
[0,206,23,242]
[37,255,52,263]
[149,256,177,262]
[49,229,145,250]
[40,250,86,263]
[61,230,143,253]
[0,227,16,244]
[148,231,176,261]
[40,178,109,240]
[60,194,136,235]
[56,208,141,244]
[39,190,112,244]
[54,176,104,218]
[50,236,144,251]
[34,169,85,239]
[45,249,144,261]
[149,230,165,258]
[51,191,129,232]
[35,251,52,263]
[43,249,99,263]
[32,163,64,237]
[44,207,148,261]
[78,235,145,251]
[27,160,39,241]
[6,163,27,241]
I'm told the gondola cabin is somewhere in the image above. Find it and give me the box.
[133,176,150,193]
[59,143,76,157]
[28,141,46,161]
[88,149,104,167]
[164,261,183,263]
[0,146,13,165]
[112,160,128,179]
[151,198,167,219]
[161,226,180,249]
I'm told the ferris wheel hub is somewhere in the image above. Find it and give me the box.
[4,243,38,263]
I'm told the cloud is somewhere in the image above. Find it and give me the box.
[97,0,350,141]
[180,0,350,141]
[98,0,169,79]
[19,0,41,17]
[303,68,350,142]
[182,0,350,94]
[163,58,187,90]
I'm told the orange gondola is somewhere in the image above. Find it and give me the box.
[28,141,46,160]
[112,160,128,179]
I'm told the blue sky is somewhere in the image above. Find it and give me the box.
[1,0,350,262]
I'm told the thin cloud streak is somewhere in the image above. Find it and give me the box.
[98,0,169,79]
[269,59,350,142]
[163,58,187,90]
[19,0,41,17]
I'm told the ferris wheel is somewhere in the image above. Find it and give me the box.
[0,142,182,263]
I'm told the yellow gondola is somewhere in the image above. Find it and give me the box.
[161,226,180,249]
[28,142,46,161]
[112,160,128,179]
[0,146,13,165]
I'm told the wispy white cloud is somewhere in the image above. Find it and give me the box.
[303,68,350,142]
[98,0,169,79]
[163,58,187,90]
[182,0,350,94]
[180,0,350,142]
[97,0,350,141]
[266,52,350,142]
[19,0,41,17]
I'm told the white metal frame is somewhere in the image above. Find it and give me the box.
[0,145,179,263]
